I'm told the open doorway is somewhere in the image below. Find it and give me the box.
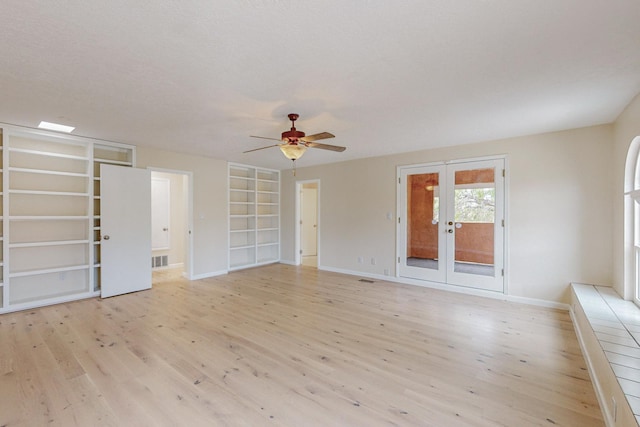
[150,169,193,280]
[296,180,320,268]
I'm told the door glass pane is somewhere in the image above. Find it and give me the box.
[453,168,495,276]
[407,173,439,270]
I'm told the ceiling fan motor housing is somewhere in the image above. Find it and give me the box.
[282,128,305,143]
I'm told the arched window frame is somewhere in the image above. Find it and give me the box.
[624,136,640,304]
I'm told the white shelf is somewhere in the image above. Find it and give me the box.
[94,158,133,166]
[257,242,278,248]
[8,167,89,177]
[230,244,256,251]
[9,215,90,221]
[9,264,90,278]
[8,147,89,161]
[9,240,90,248]
[9,189,89,197]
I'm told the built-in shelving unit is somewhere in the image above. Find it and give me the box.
[0,126,135,313]
[228,163,280,270]
[6,132,92,307]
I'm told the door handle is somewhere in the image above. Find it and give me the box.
[163,227,168,231]
[447,229,453,233]
[103,235,110,240]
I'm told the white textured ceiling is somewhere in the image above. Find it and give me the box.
[1,0,639,170]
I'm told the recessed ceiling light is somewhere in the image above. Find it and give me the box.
[38,121,75,133]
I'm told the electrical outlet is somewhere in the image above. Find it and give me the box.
[371,257,376,265]
[357,256,364,264]
[384,268,389,276]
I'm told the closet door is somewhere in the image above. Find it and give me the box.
[100,165,151,298]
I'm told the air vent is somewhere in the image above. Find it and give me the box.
[152,255,168,268]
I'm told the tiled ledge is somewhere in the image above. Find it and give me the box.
[572,283,640,426]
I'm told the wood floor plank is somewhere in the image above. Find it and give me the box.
[0,264,603,426]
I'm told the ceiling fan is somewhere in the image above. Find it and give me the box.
[244,113,346,163]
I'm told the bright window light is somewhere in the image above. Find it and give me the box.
[38,121,75,133]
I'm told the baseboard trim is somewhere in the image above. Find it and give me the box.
[318,265,569,310]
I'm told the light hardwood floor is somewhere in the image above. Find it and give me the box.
[0,264,603,426]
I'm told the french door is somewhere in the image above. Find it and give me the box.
[398,158,505,292]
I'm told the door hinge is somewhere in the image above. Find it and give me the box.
[501,219,505,227]
[398,257,400,263]
[398,217,401,224]
[501,269,504,277]
[398,177,401,184]
[300,250,303,254]
[502,169,506,178]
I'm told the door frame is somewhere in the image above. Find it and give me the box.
[396,155,508,294]
[148,167,194,280]
[295,179,321,266]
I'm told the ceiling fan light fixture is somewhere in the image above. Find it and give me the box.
[280,144,307,160]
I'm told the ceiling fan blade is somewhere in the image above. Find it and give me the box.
[300,132,335,142]
[243,144,281,154]
[306,142,346,152]
[250,135,282,142]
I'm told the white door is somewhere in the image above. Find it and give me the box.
[151,177,170,250]
[101,165,152,298]
[398,158,505,292]
[301,187,318,256]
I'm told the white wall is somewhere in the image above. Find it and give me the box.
[281,124,614,304]
[136,146,228,278]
